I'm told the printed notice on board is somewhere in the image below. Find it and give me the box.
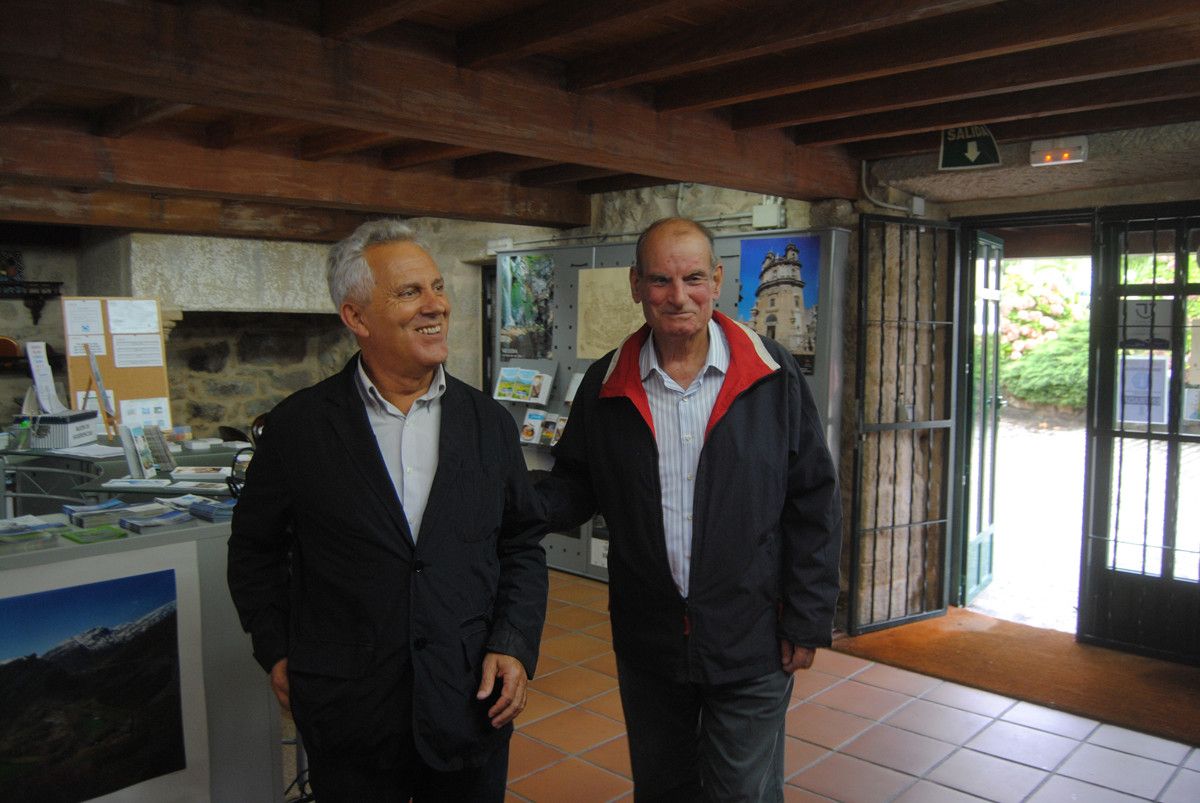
[63,298,105,336]
[67,334,107,358]
[107,299,160,334]
[113,334,164,368]
[120,396,172,430]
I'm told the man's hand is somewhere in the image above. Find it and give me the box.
[476,652,528,728]
[780,639,816,674]
[270,658,291,713]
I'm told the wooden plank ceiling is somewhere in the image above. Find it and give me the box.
[0,0,1197,241]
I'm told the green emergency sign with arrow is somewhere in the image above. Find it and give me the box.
[939,125,1000,170]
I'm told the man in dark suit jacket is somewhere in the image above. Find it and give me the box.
[227,220,547,802]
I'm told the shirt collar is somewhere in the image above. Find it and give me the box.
[639,318,729,386]
[356,357,446,416]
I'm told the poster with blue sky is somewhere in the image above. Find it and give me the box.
[736,235,822,323]
[0,570,185,802]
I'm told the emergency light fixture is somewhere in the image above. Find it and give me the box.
[1030,136,1088,166]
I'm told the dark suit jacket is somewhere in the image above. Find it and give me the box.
[227,355,547,771]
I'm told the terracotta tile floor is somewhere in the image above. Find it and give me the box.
[283,569,1200,801]
[501,571,1200,802]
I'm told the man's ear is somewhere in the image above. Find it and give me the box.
[340,301,368,339]
[711,262,725,294]
[629,265,642,303]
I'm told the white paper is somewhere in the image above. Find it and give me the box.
[24,341,68,413]
[51,443,127,458]
[66,334,108,357]
[113,334,164,368]
[107,298,160,334]
[120,397,172,430]
[63,298,105,336]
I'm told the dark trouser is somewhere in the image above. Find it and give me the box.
[303,736,510,803]
[617,657,793,803]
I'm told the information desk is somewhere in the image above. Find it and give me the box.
[1,444,239,516]
[0,520,281,803]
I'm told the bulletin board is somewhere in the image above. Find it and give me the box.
[61,296,172,431]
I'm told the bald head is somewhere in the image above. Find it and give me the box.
[633,217,718,276]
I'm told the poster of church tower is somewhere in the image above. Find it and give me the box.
[737,235,822,375]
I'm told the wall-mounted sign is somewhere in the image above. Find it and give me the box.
[939,125,1000,170]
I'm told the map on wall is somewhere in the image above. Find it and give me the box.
[499,253,555,360]
[576,267,646,359]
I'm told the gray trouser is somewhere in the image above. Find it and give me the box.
[617,657,794,802]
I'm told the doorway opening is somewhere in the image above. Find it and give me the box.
[960,221,1094,634]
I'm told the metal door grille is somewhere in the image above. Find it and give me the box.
[1082,205,1200,662]
[849,215,959,634]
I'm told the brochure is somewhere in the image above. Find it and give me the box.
[520,409,546,444]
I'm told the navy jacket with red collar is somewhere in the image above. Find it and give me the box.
[541,311,841,685]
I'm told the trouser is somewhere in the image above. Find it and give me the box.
[616,657,793,803]
[303,736,510,803]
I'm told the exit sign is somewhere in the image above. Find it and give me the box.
[939,125,1000,170]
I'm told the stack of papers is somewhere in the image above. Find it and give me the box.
[189,498,237,522]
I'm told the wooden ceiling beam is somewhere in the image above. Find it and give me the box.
[792,65,1200,146]
[654,0,1200,112]
[299,129,403,160]
[382,142,484,170]
[519,164,624,187]
[322,0,442,39]
[0,183,373,242]
[0,121,592,227]
[93,97,193,137]
[849,101,1200,160]
[734,25,1200,130]
[575,174,672,194]
[454,153,557,180]
[0,0,858,201]
[458,0,691,69]
[0,77,46,116]
[567,0,998,91]
[207,115,307,150]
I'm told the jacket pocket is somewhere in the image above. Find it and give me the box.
[460,614,490,672]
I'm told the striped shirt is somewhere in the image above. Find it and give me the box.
[640,319,729,597]
[355,360,446,541]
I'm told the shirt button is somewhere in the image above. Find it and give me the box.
[687,473,694,481]
[413,560,425,573]
[405,467,413,474]
[682,434,693,443]
[686,514,693,521]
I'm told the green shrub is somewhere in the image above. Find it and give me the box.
[1001,319,1090,409]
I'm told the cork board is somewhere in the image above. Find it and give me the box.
[61,297,172,430]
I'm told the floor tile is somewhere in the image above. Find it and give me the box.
[1185,749,1200,771]
[789,668,842,701]
[529,665,617,703]
[548,582,609,606]
[809,648,871,678]
[580,735,632,779]
[507,733,566,781]
[842,722,955,776]
[783,786,835,802]
[927,749,1048,803]
[965,720,1080,771]
[1159,767,1200,803]
[784,736,828,779]
[538,632,612,663]
[1086,723,1192,764]
[541,622,571,641]
[516,689,571,728]
[1056,743,1176,799]
[581,620,612,641]
[1025,774,1149,803]
[547,604,610,630]
[535,655,568,676]
[884,699,992,744]
[812,679,911,719]
[789,752,914,803]
[923,682,1016,718]
[893,780,990,802]
[581,650,618,677]
[854,663,942,697]
[519,707,626,755]
[508,757,631,803]
[785,703,875,749]
[999,700,1098,740]
[579,688,625,723]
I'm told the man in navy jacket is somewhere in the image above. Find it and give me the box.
[228,220,547,802]
[538,217,841,801]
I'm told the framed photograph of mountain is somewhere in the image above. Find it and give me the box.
[0,542,210,802]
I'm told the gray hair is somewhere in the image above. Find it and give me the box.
[326,219,421,308]
[632,217,718,276]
